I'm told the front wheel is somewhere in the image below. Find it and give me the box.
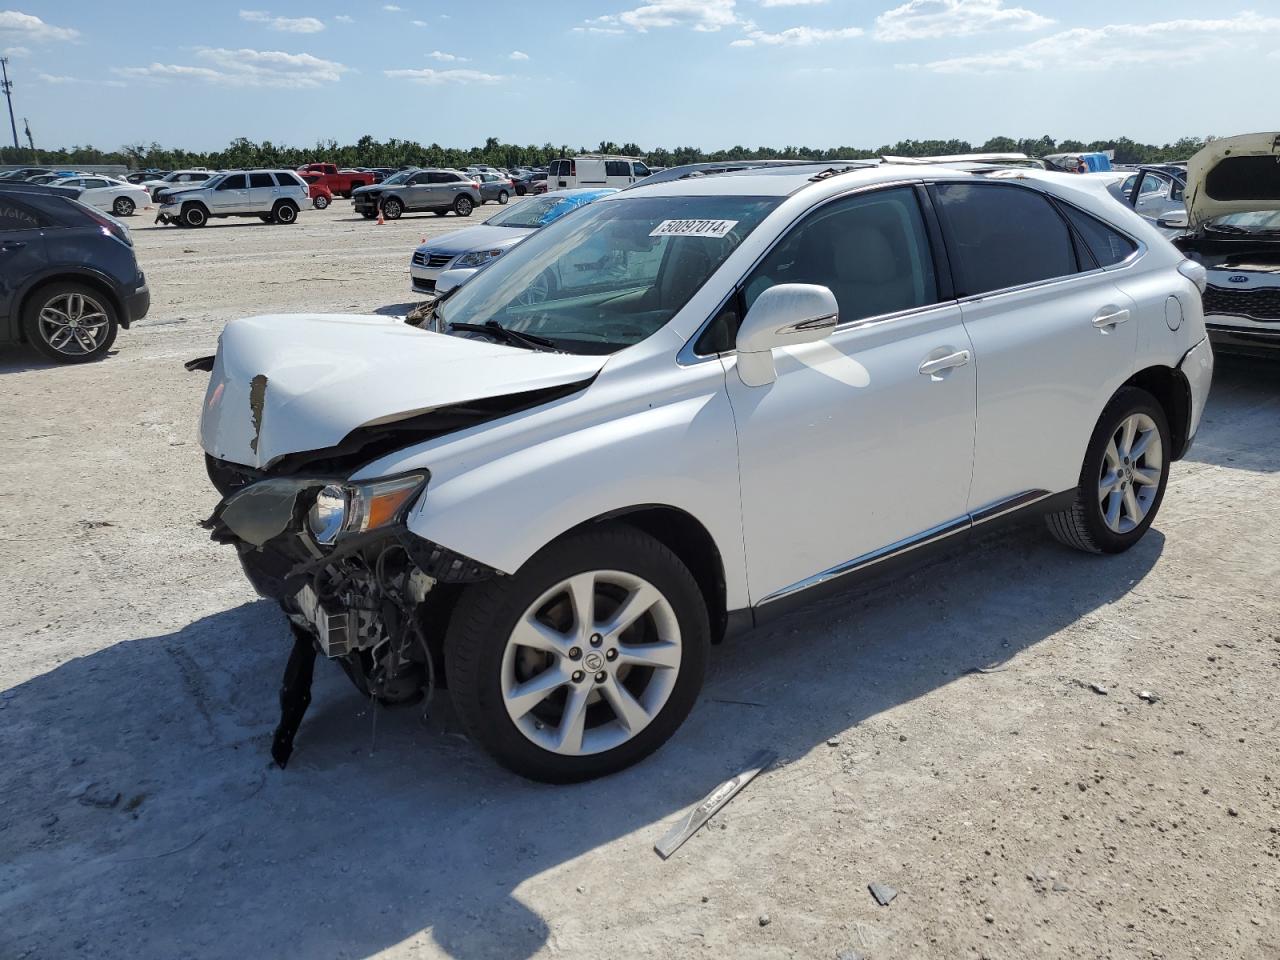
[181,204,208,228]
[382,197,403,220]
[1045,386,1170,554]
[22,282,119,363]
[312,194,329,210]
[454,195,474,217]
[497,190,509,205]
[445,525,710,783]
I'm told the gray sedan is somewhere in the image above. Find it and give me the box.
[473,173,514,205]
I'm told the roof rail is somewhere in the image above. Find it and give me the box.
[625,159,877,190]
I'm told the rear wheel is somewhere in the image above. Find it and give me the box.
[312,194,329,210]
[112,196,135,217]
[445,526,710,782]
[272,201,298,225]
[454,195,474,217]
[497,190,509,205]
[259,213,275,223]
[382,197,403,220]
[1045,386,1170,554]
[22,281,119,363]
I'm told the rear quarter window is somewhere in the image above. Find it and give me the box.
[1059,205,1138,268]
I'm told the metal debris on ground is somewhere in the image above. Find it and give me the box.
[1137,689,1160,703]
[1088,682,1109,695]
[654,750,777,860]
[868,881,898,906]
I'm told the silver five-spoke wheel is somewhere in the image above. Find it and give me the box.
[501,570,682,757]
[38,291,111,357]
[1099,412,1163,534]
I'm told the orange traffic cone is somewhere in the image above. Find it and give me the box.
[376,210,385,225]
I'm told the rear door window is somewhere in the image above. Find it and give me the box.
[932,182,1079,296]
[249,173,274,188]
[605,160,630,177]
[0,198,45,231]
[274,172,304,188]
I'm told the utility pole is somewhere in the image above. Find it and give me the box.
[0,58,18,152]
[23,117,34,159]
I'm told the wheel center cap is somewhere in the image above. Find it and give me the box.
[582,651,605,672]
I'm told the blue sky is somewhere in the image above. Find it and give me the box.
[8,1,1280,151]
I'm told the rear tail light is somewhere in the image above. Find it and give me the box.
[81,205,132,246]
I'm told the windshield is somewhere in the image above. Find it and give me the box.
[381,170,416,186]
[440,195,780,354]
[1206,210,1280,234]
[485,192,611,229]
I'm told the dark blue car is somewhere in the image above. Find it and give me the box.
[0,183,149,363]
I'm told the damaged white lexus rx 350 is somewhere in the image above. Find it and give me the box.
[198,161,1214,782]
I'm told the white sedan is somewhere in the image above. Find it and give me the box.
[50,176,151,217]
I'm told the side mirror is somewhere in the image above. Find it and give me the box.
[1157,212,1189,230]
[433,268,473,297]
[734,283,839,387]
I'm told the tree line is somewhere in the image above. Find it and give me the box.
[0,134,1212,171]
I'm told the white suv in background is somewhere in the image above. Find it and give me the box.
[197,160,1213,782]
[156,170,311,227]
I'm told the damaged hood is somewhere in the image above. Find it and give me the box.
[1186,132,1280,229]
[200,313,607,469]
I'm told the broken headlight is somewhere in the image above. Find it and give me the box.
[306,473,426,546]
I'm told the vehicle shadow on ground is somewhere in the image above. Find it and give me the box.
[1183,355,1280,473]
[0,522,1162,960]
[0,347,122,374]
[373,301,427,317]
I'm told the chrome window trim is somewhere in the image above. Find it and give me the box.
[757,490,1050,607]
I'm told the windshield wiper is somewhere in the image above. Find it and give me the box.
[449,320,557,351]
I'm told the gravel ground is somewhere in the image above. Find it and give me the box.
[1,202,1277,960]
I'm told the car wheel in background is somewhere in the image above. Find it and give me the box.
[433,210,448,217]
[515,185,527,196]
[22,282,119,364]
[454,195,474,217]
[444,525,710,782]
[382,197,403,220]
[312,194,329,210]
[181,204,208,228]
[360,210,377,220]
[112,197,135,217]
[497,190,509,205]
[1045,386,1170,555]
[273,201,298,225]
[259,213,275,223]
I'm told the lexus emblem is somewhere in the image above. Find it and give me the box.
[1228,275,1249,283]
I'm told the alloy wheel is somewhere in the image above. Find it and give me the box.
[1098,412,1163,534]
[37,291,111,356]
[500,570,682,756]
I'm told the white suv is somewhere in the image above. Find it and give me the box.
[156,170,310,227]
[197,161,1214,782]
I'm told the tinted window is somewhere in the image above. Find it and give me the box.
[933,183,1078,295]
[745,186,938,325]
[82,178,110,189]
[249,173,274,188]
[425,172,451,184]
[0,199,44,230]
[193,173,212,182]
[218,174,247,190]
[276,172,304,188]
[633,162,651,178]
[1060,205,1138,268]
[605,160,630,177]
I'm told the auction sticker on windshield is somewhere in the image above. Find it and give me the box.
[650,219,739,239]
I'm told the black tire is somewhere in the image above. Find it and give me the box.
[454,195,474,217]
[181,203,208,228]
[497,190,509,205]
[1045,386,1171,554]
[312,194,329,210]
[382,197,403,220]
[433,210,448,217]
[22,281,119,364]
[360,210,377,220]
[273,201,298,225]
[112,196,135,217]
[515,185,527,196]
[445,525,710,783]
[259,213,275,224]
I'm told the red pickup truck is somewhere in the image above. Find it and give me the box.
[295,163,379,198]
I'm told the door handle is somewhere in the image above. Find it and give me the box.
[918,350,970,377]
[1092,308,1131,329]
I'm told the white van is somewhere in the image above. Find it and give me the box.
[548,155,651,190]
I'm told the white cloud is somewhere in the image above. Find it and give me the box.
[508,49,529,60]
[736,23,862,45]
[589,0,738,33]
[0,10,78,42]
[384,67,505,84]
[759,0,826,5]
[908,11,1280,72]
[875,0,1051,41]
[334,14,353,23]
[427,50,469,61]
[239,10,326,33]
[412,19,427,26]
[3,44,29,56]
[38,73,77,83]
[383,4,401,10]
[115,47,349,88]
